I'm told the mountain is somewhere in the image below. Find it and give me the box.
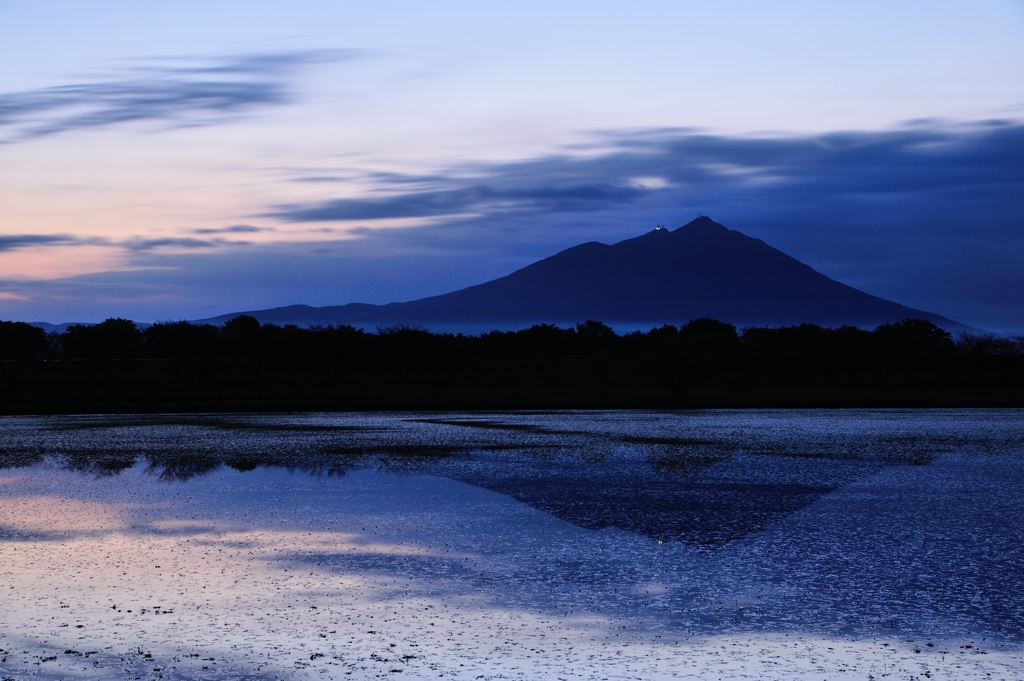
[197,217,962,329]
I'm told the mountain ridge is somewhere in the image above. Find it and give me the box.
[194,217,964,330]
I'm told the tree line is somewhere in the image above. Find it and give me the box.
[0,315,1019,362]
[0,315,1021,409]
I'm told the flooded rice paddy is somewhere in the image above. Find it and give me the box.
[0,409,1023,680]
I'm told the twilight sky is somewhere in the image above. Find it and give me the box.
[1,1,1023,330]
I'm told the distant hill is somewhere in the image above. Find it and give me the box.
[27,321,98,333]
[197,217,963,330]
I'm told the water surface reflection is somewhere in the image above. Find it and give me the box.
[0,410,1022,680]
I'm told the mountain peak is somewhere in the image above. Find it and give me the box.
[676,215,728,234]
[197,217,963,330]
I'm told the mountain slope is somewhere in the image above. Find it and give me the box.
[200,217,961,329]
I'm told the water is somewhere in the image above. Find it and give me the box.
[1,409,1022,679]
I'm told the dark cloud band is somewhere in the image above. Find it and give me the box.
[269,122,1024,224]
[271,182,645,221]
[0,234,81,251]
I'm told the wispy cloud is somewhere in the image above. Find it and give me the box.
[0,51,354,142]
[0,232,257,253]
[121,237,239,251]
[269,121,1024,231]
[0,234,83,251]
[271,182,645,221]
[191,224,273,235]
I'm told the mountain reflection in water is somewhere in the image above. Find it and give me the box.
[0,410,1014,548]
[2,409,1024,681]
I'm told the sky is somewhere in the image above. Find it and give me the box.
[1,1,1023,330]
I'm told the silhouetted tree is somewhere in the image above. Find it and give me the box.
[308,323,367,378]
[144,321,219,382]
[574,320,617,353]
[876,319,952,349]
[145,321,219,360]
[956,331,1023,383]
[875,319,953,381]
[0,321,48,360]
[513,324,575,355]
[61,318,143,360]
[647,319,737,396]
[680,318,738,353]
[222,315,263,359]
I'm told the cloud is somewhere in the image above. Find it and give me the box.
[271,182,646,221]
[289,176,348,184]
[0,232,255,254]
[0,51,354,142]
[0,234,82,251]
[121,237,236,251]
[191,224,272,235]
[269,121,1024,240]
[270,122,1022,227]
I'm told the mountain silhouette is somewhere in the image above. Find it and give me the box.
[200,217,961,329]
